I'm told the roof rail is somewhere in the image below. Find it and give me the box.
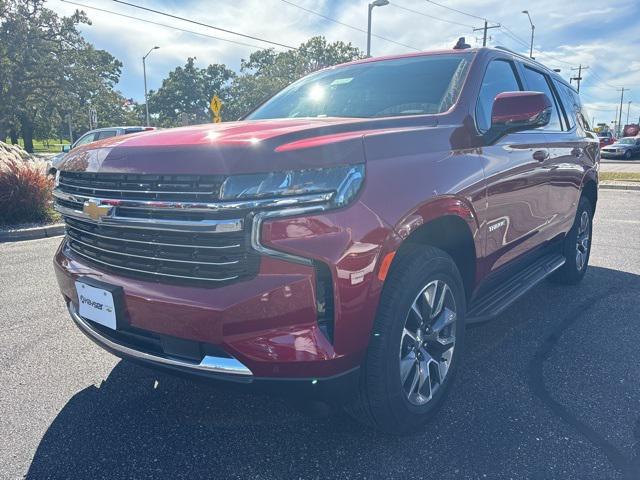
[493,45,560,73]
[494,45,531,61]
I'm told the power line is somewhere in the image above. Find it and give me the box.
[60,0,268,50]
[424,0,486,21]
[388,2,474,29]
[422,0,577,69]
[586,68,621,90]
[277,0,420,51]
[111,0,297,50]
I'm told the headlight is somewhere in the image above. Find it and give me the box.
[54,170,61,187]
[220,164,364,208]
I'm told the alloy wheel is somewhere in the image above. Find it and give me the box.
[399,280,457,406]
[576,210,590,271]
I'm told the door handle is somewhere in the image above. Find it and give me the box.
[533,150,549,162]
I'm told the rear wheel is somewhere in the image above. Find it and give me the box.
[550,196,593,285]
[347,246,465,434]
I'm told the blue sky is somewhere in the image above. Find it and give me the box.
[46,0,640,127]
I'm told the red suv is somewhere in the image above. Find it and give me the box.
[53,47,598,433]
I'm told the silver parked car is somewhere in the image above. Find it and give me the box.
[601,137,640,160]
[48,126,156,174]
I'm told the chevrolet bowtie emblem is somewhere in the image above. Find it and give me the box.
[83,200,112,221]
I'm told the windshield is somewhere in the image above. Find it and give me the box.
[246,53,473,120]
[618,138,635,144]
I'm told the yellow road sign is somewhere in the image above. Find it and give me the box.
[210,95,222,123]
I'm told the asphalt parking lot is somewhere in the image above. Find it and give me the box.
[1,189,639,480]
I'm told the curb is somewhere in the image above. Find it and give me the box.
[599,183,640,191]
[0,224,65,243]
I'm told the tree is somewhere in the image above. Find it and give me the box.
[147,58,234,127]
[0,0,127,151]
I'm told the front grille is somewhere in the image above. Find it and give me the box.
[64,216,258,284]
[56,172,259,286]
[58,171,226,202]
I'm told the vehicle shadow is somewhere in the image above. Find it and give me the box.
[26,266,640,479]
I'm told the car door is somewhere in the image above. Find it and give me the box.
[477,59,553,273]
[526,72,593,239]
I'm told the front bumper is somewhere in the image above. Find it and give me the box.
[54,200,397,382]
[66,300,360,400]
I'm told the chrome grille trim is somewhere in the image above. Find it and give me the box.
[66,243,240,282]
[58,181,217,196]
[53,189,334,214]
[54,203,245,233]
[65,221,241,250]
[67,236,239,266]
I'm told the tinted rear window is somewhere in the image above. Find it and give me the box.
[247,54,473,120]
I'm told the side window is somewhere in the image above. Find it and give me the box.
[96,130,117,140]
[521,67,562,131]
[476,60,522,132]
[569,88,592,132]
[553,80,576,130]
[73,132,96,147]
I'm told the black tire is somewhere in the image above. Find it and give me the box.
[624,150,632,160]
[346,245,466,434]
[550,196,593,285]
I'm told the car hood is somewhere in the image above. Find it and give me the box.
[56,117,421,175]
[606,142,631,148]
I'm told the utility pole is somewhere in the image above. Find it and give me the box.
[473,20,500,47]
[142,46,160,127]
[522,11,535,58]
[570,65,589,93]
[366,0,389,57]
[617,88,627,137]
[66,114,73,144]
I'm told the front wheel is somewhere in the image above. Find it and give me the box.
[550,196,593,285]
[624,149,632,160]
[347,246,466,434]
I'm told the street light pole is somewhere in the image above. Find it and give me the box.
[522,10,535,59]
[366,0,389,58]
[143,46,159,127]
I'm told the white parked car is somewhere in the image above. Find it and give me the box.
[48,126,156,174]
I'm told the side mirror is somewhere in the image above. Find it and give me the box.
[62,144,71,153]
[485,91,552,144]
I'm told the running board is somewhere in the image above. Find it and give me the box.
[466,254,566,324]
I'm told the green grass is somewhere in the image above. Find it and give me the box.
[3,138,70,154]
[600,172,640,182]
